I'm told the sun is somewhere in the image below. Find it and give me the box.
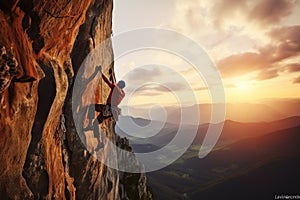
[236,82,251,91]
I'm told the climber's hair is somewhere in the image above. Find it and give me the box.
[117,80,126,89]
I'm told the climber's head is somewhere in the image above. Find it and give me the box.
[117,80,126,89]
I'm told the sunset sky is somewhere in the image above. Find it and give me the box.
[112,0,300,107]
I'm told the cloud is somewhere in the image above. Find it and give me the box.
[256,69,279,80]
[145,82,187,92]
[249,0,295,26]
[126,67,162,83]
[211,0,248,28]
[170,0,299,66]
[126,82,187,96]
[181,1,205,28]
[157,82,187,91]
[268,25,300,61]
[194,86,209,91]
[292,75,300,84]
[217,25,300,78]
[212,0,296,28]
[172,0,206,30]
[133,90,162,97]
[282,63,300,73]
[217,52,269,77]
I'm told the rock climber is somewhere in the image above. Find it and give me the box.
[85,65,126,131]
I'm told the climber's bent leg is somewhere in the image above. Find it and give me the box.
[96,113,104,124]
[84,104,105,131]
[92,121,104,151]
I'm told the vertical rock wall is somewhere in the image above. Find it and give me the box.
[0,0,153,199]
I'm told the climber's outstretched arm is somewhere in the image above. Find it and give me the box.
[86,68,100,83]
[102,73,113,88]
[96,65,113,88]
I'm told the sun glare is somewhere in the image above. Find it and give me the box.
[236,82,251,91]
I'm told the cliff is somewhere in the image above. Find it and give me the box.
[0,0,153,199]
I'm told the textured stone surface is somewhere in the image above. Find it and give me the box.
[0,1,153,199]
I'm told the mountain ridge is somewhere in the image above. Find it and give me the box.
[148,124,300,199]
[121,101,300,123]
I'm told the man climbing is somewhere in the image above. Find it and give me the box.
[84,66,125,151]
[85,65,126,130]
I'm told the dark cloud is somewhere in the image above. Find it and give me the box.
[211,0,296,29]
[256,69,279,80]
[292,75,300,84]
[268,26,300,62]
[282,63,300,73]
[249,0,294,25]
[217,52,269,77]
[217,25,300,79]
[269,25,300,42]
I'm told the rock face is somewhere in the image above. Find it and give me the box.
[0,1,153,199]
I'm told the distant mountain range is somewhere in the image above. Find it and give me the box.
[115,115,300,200]
[189,126,300,200]
[120,99,300,123]
[146,120,300,200]
[195,115,300,145]
[116,115,300,151]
